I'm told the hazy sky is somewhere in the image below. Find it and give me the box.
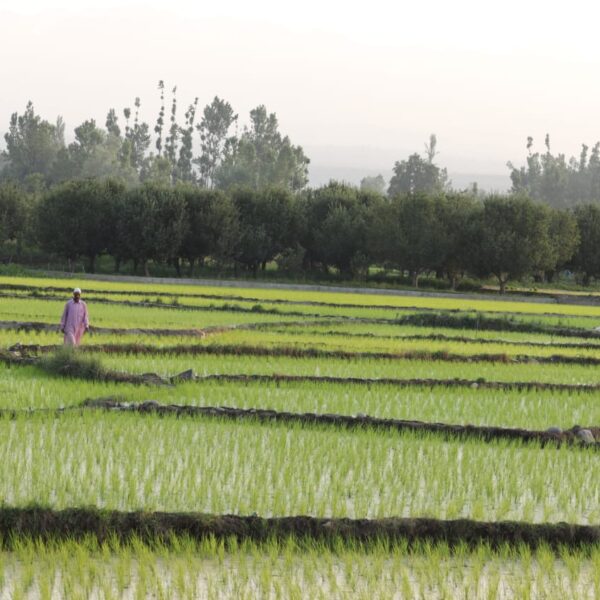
[2,0,600,186]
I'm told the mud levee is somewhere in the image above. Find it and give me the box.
[0,507,597,550]
[193,373,600,394]
[21,342,600,367]
[83,399,600,449]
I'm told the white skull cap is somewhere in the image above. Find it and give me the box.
[73,288,82,294]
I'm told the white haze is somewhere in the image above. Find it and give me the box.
[2,0,600,189]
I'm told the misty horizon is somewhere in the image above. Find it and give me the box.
[2,0,600,192]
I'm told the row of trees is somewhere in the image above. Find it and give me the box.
[3,179,600,291]
[9,89,600,210]
[362,133,600,208]
[2,88,310,191]
[508,135,600,208]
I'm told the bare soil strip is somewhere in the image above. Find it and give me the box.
[80,399,600,448]
[0,507,597,550]
[13,342,600,368]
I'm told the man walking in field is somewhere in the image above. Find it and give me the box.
[60,288,90,346]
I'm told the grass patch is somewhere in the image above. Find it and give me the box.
[39,348,106,380]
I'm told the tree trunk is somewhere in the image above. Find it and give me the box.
[114,257,121,273]
[188,257,195,277]
[261,261,267,271]
[499,277,507,294]
[411,271,419,288]
[144,261,150,277]
[450,274,458,291]
[88,255,96,274]
[174,258,181,277]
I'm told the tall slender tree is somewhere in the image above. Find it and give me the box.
[195,97,238,188]
[154,80,165,157]
[177,98,199,182]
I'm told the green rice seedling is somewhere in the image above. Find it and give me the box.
[0,414,596,523]
[7,273,600,319]
[280,320,600,345]
[1,537,595,599]
[3,364,600,429]
[96,350,600,385]
[0,296,305,329]
[2,273,600,595]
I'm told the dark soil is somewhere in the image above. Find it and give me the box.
[0,507,596,550]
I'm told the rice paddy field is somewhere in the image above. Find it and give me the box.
[0,274,599,598]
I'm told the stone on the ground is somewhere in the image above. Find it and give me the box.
[575,429,595,443]
[546,426,562,434]
[141,372,167,384]
[172,368,195,381]
[140,400,160,409]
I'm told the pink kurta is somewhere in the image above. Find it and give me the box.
[60,299,89,346]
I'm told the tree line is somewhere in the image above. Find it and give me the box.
[6,88,600,211]
[1,88,309,192]
[3,178,600,292]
